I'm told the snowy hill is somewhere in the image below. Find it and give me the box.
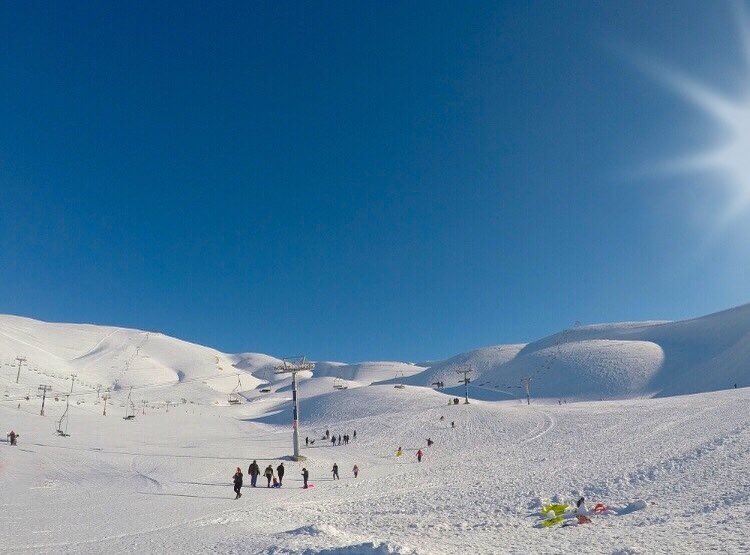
[397,304,750,401]
[1,306,749,552]
[0,315,260,406]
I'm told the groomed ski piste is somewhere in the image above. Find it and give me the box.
[1,304,749,553]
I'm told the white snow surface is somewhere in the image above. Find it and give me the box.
[1,304,750,552]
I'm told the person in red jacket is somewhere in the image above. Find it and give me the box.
[416,449,424,463]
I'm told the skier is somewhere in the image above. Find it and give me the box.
[416,449,424,463]
[7,430,18,446]
[426,438,433,447]
[233,467,243,499]
[353,464,359,478]
[276,462,285,486]
[248,460,260,487]
[396,446,403,457]
[264,464,274,488]
[301,467,309,489]
[332,463,339,480]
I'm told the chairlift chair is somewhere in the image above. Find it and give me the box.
[228,375,242,404]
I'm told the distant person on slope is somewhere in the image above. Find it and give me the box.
[264,465,274,487]
[276,463,285,486]
[305,436,309,446]
[248,460,260,487]
[416,449,424,463]
[353,430,357,440]
[332,463,340,480]
[233,467,243,499]
[331,436,336,447]
[396,447,403,457]
[426,438,433,447]
[7,430,18,446]
[353,464,359,478]
[301,467,309,488]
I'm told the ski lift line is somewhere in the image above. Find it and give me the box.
[0,368,247,404]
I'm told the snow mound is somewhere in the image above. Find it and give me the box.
[399,303,750,400]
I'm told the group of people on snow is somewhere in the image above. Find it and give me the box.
[306,429,356,447]
[233,461,288,498]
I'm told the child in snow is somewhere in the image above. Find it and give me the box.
[301,467,309,489]
[233,467,243,499]
[272,476,281,488]
[353,464,359,478]
[576,497,592,524]
[416,449,424,462]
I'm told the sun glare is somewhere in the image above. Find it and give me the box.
[644,2,750,224]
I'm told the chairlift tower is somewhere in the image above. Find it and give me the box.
[275,356,313,461]
[38,384,51,416]
[14,356,27,383]
[456,366,473,404]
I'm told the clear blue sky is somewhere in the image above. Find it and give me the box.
[2,1,750,361]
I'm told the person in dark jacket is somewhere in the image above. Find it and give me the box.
[353,430,357,440]
[233,467,243,499]
[264,465,274,487]
[276,463,285,486]
[7,430,18,446]
[331,436,336,447]
[332,463,339,480]
[248,460,260,487]
[301,467,309,488]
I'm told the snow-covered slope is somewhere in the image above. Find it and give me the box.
[1,307,750,552]
[399,304,750,401]
[0,315,260,405]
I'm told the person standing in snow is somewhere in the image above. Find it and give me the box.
[396,446,403,457]
[276,463,285,486]
[426,438,433,447]
[264,465,274,488]
[301,467,309,489]
[305,436,309,446]
[248,460,260,487]
[353,430,357,440]
[416,449,424,463]
[451,421,455,429]
[353,464,359,478]
[332,463,339,480]
[337,434,342,446]
[7,430,18,446]
[325,429,330,439]
[233,467,243,499]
